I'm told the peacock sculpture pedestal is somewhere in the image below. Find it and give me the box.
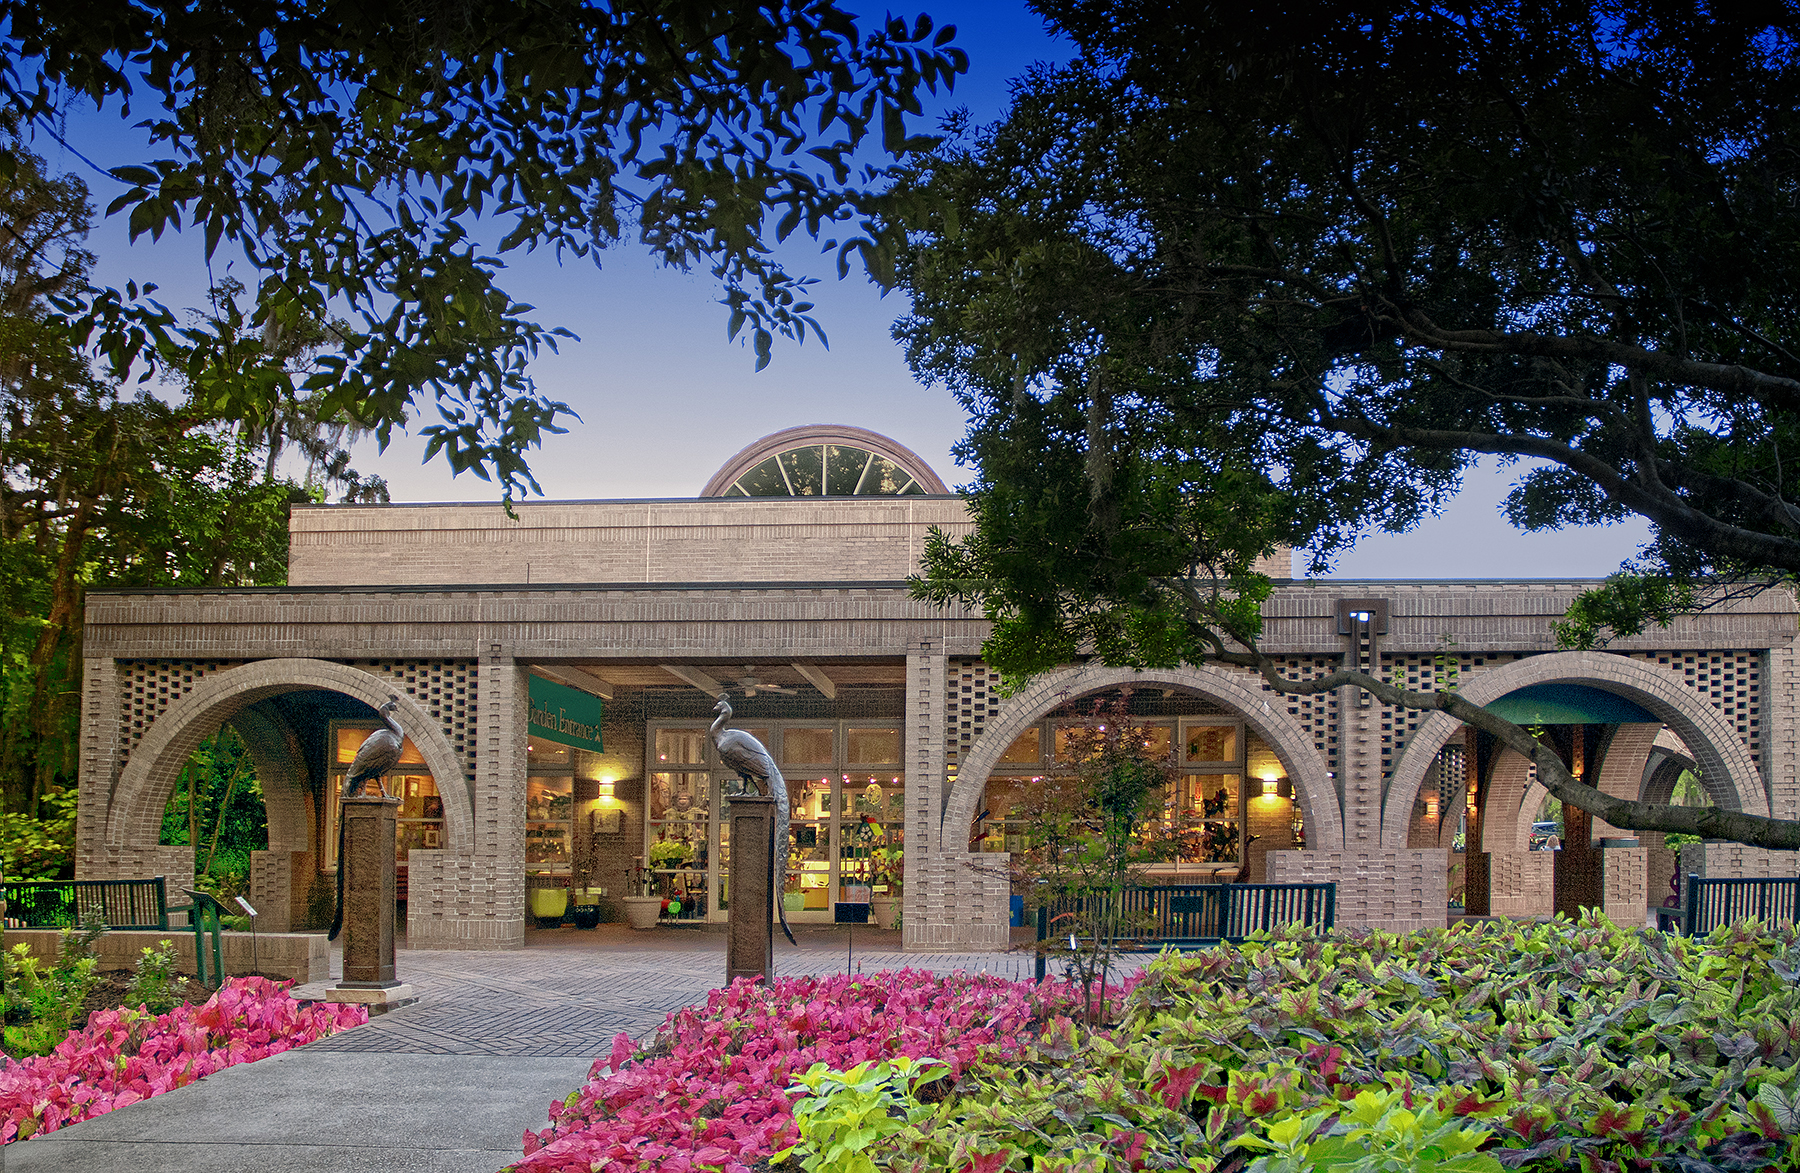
[326,795,417,1014]
[725,794,775,986]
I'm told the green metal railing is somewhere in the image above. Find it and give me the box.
[1032,881,1337,979]
[1683,873,1799,936]
[3,877,171,930]
[2,877,228,987]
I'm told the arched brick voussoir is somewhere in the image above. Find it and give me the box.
[1381,651,1769,850]
[106,659,474,855]
[940,663,1344,853]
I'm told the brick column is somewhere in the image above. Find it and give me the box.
[247,849,297,933]
[75,657,121,880]
[1768,642,1799,823]
[1590,724,1660,839]
[1331,681,1385,927]
[902,636,948,948]
[406,648,527,950]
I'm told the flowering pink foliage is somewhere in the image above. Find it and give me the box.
[514,969,1100,1173]
[1,976,367,1144]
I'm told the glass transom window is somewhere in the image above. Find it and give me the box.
[723,444,928,498]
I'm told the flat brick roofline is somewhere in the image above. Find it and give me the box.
[92,576,1696,598]
[290,494,971,509]
[85,579,923,596]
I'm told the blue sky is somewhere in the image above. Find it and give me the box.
[42,1,1650,579]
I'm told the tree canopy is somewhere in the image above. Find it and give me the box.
[1,0,965,496]
[1,126,380,865]
[900,0,1800,850]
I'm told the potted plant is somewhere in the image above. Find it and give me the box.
[648,838,690,869]
[869,842,903,931]
[528,884,568,928]
[570,887,605,929]
[620,864,663,930]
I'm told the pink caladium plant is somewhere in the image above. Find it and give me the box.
[510,969,1113,1173]
[1,976,367,1144]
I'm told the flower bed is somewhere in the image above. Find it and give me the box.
[1,976,367,1143]
[517,914,1800,1173]
[791,914,1800,1172]
[511,969,1099,1173]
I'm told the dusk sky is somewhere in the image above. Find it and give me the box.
[47,2,1651,580]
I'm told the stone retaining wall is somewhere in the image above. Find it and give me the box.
[3,929,329,983]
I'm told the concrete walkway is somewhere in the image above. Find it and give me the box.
[4,925,1058,1173]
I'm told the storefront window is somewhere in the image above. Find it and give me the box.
[1186,725,1237,764]
[840,775,903,895]
[655,729,707,766]
[648,771,711,918]
[782,726,834,765]
[1180,774,1241,864]
[785,776,833,910]
[846,727,900,765]
[526,776,574,868]
[998,728,1041,764]
[393,774,445,859]
[645,719,909,923]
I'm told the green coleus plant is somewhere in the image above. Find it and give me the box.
[785,912,1800,1173]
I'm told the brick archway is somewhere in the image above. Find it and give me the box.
[939,664,1343,853]
[106,659,474,856]
[1381,651,1768,850]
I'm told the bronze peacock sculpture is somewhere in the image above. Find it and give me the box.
[329,695,404,941]
[710,694,796,946]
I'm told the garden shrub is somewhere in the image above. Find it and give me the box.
[1,921,107,1059]
[520,913,1800,1173]
[123,940,190,1014]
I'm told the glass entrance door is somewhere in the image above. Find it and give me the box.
[646,720,905,925]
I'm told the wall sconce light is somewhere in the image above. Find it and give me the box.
[1261,775,1282,798]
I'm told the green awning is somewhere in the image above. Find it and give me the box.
[1484,683,1656,726]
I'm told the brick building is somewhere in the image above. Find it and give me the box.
[73,425,1800,950]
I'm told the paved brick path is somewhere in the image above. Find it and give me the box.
[293,924,1070,1059]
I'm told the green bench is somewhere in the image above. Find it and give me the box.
[3,877,228,986]
[1032,881,1337,979]
[1673,873,1799,936]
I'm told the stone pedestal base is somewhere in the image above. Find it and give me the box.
[325,981,418,1015]
[341,796,401,984]
[726,794,774,986]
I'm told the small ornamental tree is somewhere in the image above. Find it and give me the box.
[1012,695,1180,1022]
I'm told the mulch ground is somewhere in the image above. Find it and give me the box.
[77,969,216,1030]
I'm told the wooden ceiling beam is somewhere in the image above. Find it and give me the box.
[790,663,838,700]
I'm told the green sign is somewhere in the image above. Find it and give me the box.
[528,675,605,753]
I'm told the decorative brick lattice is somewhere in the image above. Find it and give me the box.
[1436,743,1466,812]
[1258,657,1340,780]
[1378,654,1531,781]
[118,661,239,766]
[1626,652,1761,768]
[945,660,1005,772]
[352,660,481,780]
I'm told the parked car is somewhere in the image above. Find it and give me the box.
[1529,821,1561,850]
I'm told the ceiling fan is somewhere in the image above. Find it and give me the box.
[732,666,797,697]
